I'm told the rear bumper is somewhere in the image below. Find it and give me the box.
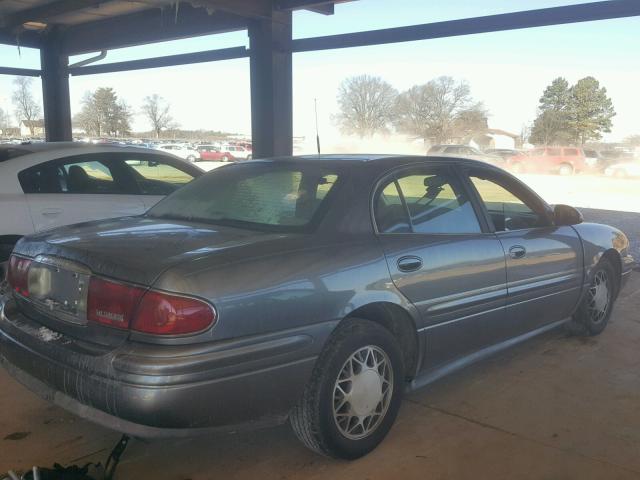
[0,298,321,438]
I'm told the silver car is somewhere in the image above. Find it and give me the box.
[0,155,635,459]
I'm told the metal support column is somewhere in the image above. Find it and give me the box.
[40,30,72,141]
[249,10,293,159]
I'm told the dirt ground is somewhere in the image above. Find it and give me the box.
[1,273,639,479]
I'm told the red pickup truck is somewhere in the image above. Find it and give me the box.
[508,147,586,175]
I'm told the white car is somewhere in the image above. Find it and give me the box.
[0,142,203,270]
[155,144,201,162]
[605,161,640,178]
[221,144,252,161]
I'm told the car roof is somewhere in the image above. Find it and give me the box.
[0,142,185,165]
[0,141,86,157]
[250,154,502,171]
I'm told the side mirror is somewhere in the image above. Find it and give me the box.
[553,204,583,226]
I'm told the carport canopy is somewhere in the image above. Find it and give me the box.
[0,0,639,158]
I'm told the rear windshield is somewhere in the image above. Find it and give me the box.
[147,162,341,232]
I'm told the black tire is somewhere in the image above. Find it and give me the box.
[567,259,617,336]
[289,318,404,459]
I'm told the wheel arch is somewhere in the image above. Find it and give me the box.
[601,248,622,299]
[343,301,420,381]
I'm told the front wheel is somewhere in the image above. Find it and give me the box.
[567,259,617,336]
[289,318,404,459]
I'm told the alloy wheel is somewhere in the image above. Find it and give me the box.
[332,345,393,440]
[587,270,610,324]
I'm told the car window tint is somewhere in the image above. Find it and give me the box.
[396,171,481,234]
[547,148,561,156]
[125,159,195,195]
[61,161,122,194]
[470,175,549,231]
[19,164,64,193]
[564,148,579,156]
[375,181,411,233]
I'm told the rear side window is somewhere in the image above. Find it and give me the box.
[375,181,411,233]
[125,159,195,195]
[563,148,579,156]
[375,167,481,234]
[547,148,561,156]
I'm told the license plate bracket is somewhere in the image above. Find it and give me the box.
[27,256,91,325]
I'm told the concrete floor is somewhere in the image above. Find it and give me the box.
[1,274,639,478]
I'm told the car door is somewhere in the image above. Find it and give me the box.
[373,164,508,369]
[19,153,147,233]
[122,155,200,210]
[465,167,583,337]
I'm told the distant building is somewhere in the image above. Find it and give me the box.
[474,129,521,149]
[20,119,45,137]
[0,127,21,138]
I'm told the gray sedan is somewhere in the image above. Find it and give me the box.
[0,155,635,459]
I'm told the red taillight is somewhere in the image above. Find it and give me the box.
[131,290,216,335]
[87,277,145,329]
[7,255,32,297]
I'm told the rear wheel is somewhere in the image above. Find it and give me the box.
[567,259,617,336]
[558,163,574,175]
[289,318,404,459]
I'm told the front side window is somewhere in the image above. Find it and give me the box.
[469,173,551,231]
[148,163,341,231]
[375,167,481,234]
[125,159,195,195]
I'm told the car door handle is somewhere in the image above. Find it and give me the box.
[397,255,423,272]
[509,245,527,259]
[41,208,62,217]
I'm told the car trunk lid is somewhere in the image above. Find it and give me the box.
[10,216,285,345]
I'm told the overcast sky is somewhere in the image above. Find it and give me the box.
[0,0,638,151]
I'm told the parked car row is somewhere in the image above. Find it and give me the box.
[428,144,639,177]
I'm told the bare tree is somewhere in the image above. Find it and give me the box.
[335,75,397,137]
[12,77,41,135]
[142,94,174,139]
[394,76,487,144]
[0,107,11,132]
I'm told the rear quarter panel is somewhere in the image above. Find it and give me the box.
[146,235,420,354]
